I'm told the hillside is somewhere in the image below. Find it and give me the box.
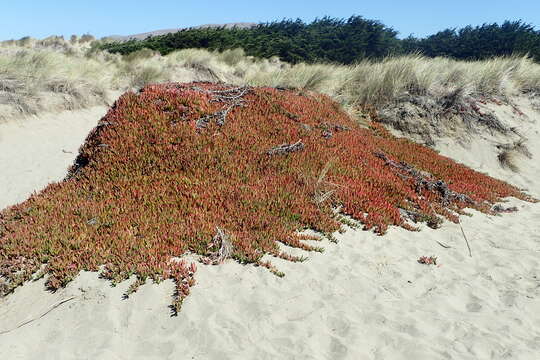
[107,22,257,42]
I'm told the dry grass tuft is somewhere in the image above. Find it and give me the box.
[497,150,520,172]
[496,139,532,172]
[0,44,112,120]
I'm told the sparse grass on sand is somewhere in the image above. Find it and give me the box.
[0,82,534,314]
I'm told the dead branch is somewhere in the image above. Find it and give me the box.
[202,227,234,265]
[322,123,351,132]
[267,140,305,156]
[375,151,474,206]
[210,87,250,103]
[191,86,246,95]
[319,123,351,139]
[492,204,518,213]
[194,86,251,129]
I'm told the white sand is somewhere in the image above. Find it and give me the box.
[0,107,108,210]
[0,99,539,360]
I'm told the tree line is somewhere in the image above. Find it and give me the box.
[100,16,540,64]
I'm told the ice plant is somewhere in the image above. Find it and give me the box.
[0,82,534,313]
[418,256,438,265]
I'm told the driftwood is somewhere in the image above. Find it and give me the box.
[196,101,245,129]
[322,123,351,132]
[319,123,351,139]
[202,227,234,265]
[375,151,474,206]
[492,204,518,213]
[193,86,251,129]
[322,130,333,139]
[376,150,477,258]
[267,140,305,156]
[398,208,424,223]
[95,121,114,129]
[209,87,250,103]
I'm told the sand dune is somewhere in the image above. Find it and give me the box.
[0,106,108,210]
[0,98,539,359]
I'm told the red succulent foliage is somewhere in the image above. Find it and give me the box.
[418,256,438,265]
[0,82,534,312]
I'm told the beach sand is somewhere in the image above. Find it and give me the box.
[0,99,539,360]
[0,106,109,210]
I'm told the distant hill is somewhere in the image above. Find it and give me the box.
[107,22,257,41]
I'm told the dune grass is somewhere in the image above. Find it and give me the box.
[3,36,540,125]
[0,45,112,120]
[0,82,533,313]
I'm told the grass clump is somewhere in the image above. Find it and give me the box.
[0,83,534,313]
[496,139,532,172]
[0,46,112,120]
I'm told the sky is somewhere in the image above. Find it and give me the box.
[1,0,539,40]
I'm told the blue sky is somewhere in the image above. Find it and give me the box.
[1,0,539,40]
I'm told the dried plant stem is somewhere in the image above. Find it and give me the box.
[459,223,472,257]
[436,240,452,249]
[0,296,76,335]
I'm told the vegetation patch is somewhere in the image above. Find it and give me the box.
[0,83,534,313]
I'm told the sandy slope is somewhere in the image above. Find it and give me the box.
[0,99,539,360]
[0,106,108,210]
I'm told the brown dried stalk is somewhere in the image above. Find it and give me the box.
[0,296,76,335]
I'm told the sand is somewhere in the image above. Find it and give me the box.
[0,99,539,360]
[0,106,109,210]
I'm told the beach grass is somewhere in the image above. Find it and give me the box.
[3,37,540,126]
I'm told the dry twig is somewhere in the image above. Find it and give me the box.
[459,223,472,257]
[0,296,76,335]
